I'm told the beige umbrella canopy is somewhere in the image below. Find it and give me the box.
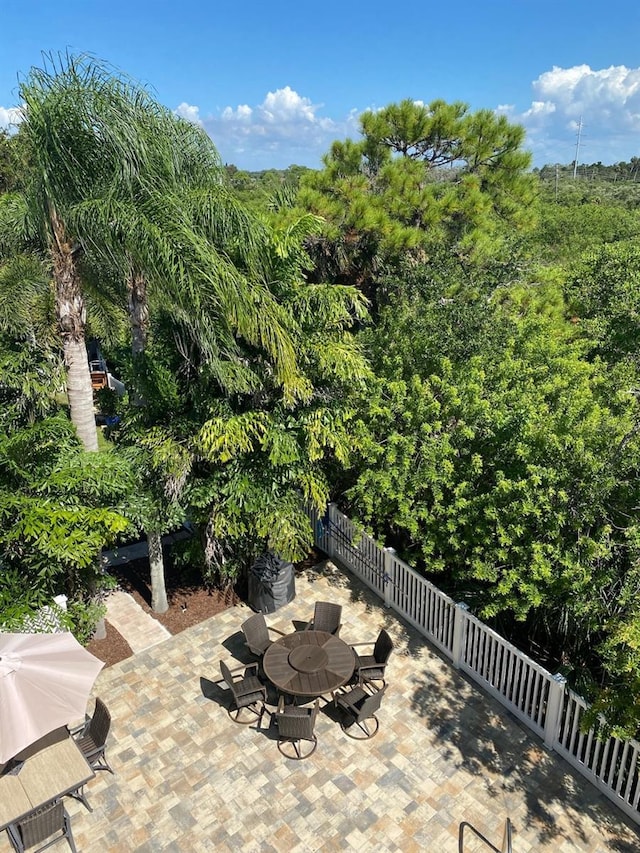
[0,632,104,763]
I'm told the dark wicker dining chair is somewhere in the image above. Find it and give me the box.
[6,800,77,853]
[303,601,342,636]
[241,613,286,658]
[350,628,393,687]
[219,660,267,724]
[337,683,387,739]
[73,697,113,773]
[69,696,112,812]
[274,696,320,760]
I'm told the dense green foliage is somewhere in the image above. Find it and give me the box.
[224,164,311,212]
[565,240,640,366]
[0,337,132,632]
[342,273,640,730]
[324,168,640,733]
[105,213,369,581]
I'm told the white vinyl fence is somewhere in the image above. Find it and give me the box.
[0,595,68,634]
[312,503,640,826]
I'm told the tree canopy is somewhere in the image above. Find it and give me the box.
[298,98,536,309]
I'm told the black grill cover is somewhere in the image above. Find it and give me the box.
[248,552,296,614]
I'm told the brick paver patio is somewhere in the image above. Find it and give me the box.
[4,561,639,852]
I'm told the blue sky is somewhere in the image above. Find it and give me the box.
[2,0,640,171]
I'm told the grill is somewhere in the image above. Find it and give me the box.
[247,552,296,614]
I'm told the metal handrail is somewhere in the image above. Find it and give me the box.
[459,818,512,853]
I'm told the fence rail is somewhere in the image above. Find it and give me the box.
[313,503,640,826]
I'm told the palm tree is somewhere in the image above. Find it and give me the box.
[16,53,306,407]
[10,54,361,613]
[73,119,304,401]
[145,210,371,582]
[15,54,163,450]
[73,99,309,613]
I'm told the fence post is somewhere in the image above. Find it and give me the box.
[543,673,567,749]
[451,602,469,667]
[383,547,396,608]
[324,503,336,561]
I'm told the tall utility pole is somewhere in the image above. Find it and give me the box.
[573,116,583,179]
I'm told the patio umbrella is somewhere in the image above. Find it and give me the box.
[0,632,104,763]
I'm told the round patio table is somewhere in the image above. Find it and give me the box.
[262,630,355,698]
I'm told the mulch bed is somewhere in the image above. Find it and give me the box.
[112,556,240,634]
[87,557,237,669]
[87,619,133,668]
[87,549,322,669]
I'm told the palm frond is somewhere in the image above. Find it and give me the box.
[0,193,32,257]
[0,253,57,346]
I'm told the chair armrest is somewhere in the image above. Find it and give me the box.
[338,684,368,707]
[336,693,359,712]
[221,663,259,689]
[356,674,380,692]
[356,665,383,688]
[305,621,342,635]
[268,627,287,637]
[68,714,91,737]
[275,695,310,720]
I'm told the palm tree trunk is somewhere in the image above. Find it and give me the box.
[64,336,98,451]
[148,531,169,613]
[127,269,149,357]
[127,268,149,408]
[50,210,105,635]
[127,268,170,612]
[50,207,99,452]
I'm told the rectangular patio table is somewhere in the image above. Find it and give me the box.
[262,629,355,698]
[0,727,94,831]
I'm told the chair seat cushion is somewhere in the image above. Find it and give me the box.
[237,676,264,695]
[237,688,265,707]
[355,654,385,680]
[75,734,99,757]
[338,685,367,710]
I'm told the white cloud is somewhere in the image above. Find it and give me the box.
[222,104,252,122]
[261,86,316,123]
[175,102,203,126]
[515,65,640,165]
[345,108,361,132]
[0,106,22,130]
[176,86,353,169]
